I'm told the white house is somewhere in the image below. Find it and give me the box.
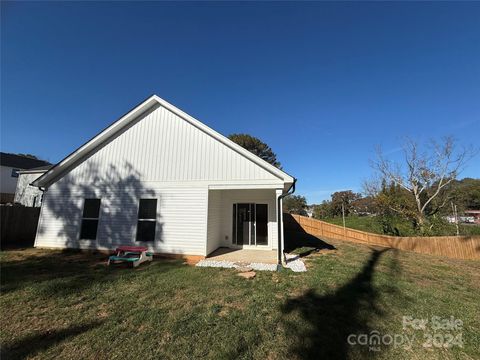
[14,166,51,207]
[33,95,296,264]
[0,152,51,204]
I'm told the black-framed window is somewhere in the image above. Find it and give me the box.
[11,169,20,178]
[136,199,157,242]
[80,199,101,240]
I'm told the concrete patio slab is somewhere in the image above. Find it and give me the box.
[207,247,277,264]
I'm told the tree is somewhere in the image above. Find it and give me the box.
[228,133,281,168]
[371,180,417,235]
[313,200,333,219]
[448,178,480,212]
[330,190,362,217]
[17,153,38,159]
[369,136,477,233]
[351,196,377,215]
[283,195,308,216]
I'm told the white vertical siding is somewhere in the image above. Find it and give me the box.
[65,106,279,184]
[206,190,223,255]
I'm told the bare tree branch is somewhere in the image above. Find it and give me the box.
[371,136,478,230]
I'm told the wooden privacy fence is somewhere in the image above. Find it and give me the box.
[0,206,40,248]
[284,214,480,260]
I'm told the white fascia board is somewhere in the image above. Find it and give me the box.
[140,179,285,187]
[18,169,49,174]
[208,183,284,190]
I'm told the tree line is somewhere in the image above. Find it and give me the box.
[282,177,480,236]
[229,133,478,236]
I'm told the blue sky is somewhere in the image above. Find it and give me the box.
[1,2,479,203]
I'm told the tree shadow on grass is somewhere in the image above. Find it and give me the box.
[283,214,336,256]
[0,250,181,296]
[1,321,103,360]
[284,231,336,256]
[282,248,400,359]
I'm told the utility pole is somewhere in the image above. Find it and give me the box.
[451,202,459,236]
[342,202,346,238]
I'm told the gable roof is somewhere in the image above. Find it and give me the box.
[33,95,294,188]
[0,152,51,170]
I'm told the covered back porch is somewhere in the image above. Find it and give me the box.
[206,188,285,261]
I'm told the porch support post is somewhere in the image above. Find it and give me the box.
[276,189,285,266]
[276,179,296,269]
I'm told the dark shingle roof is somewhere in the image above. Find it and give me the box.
[0,152,51,169]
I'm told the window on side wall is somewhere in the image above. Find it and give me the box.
[11,169,20,178]
[136,199,157,242]
[80,199,101,240]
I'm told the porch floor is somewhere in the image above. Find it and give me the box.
[207,247,277,264]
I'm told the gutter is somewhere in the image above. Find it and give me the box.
[277,178,296,269]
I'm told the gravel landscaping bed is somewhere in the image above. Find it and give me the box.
[284,254,307,272]
[195,260,237,268]
[196,254,306,272]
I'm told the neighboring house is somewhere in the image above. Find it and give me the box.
[33,95,296,264]
[305,205,314,218]
[0,153,51,203]
[464,210,480,224]
[14,165,52,207]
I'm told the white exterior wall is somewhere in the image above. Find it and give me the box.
[1,166,19,194]
[36,183,208,255]
[14,172,45,207]
[206,190,223,255]
[35,104,286,255]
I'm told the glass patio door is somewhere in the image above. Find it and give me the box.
[232,203,268,246]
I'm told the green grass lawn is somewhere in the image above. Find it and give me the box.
[322,216,390,234]
[1,239,479,359]
[322,216,480,237]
